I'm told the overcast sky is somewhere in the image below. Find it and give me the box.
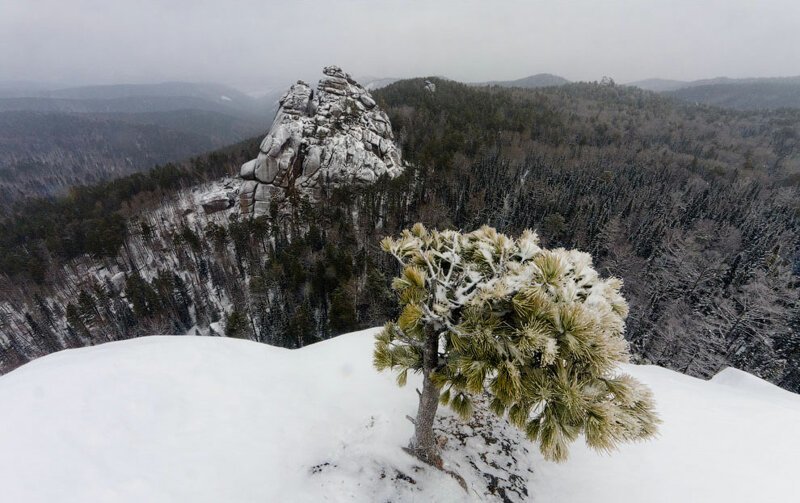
[2,0,798,92]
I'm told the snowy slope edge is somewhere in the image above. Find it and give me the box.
[1,329,799,503]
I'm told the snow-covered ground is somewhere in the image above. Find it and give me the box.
[0,328,798,502]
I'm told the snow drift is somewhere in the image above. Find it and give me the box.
[0,328,798,502]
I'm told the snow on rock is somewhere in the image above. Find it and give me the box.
[208,321,224,336]
[197,188,234,214]
[185,177,241,218]
[710,366,800,404]
[238,66,405,217]
[1,329,799,503]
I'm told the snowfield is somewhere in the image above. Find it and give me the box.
[0,328,798,502]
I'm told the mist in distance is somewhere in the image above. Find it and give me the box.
[2,0,799,93]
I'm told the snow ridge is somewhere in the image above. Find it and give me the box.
[2,329,800,502]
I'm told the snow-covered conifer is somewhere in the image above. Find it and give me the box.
[374,224,659,464]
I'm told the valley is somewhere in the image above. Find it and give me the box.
[3,1,800,500]
[0,73,797,395]
[0,81,282,203]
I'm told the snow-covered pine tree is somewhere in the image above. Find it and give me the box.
[374,224,659,464]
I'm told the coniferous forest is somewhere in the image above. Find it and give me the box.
[0,79,798,391]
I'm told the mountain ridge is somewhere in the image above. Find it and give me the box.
[0,109,267,202]
[628,76,800,109]
[470,73,569,88]
[628,75,800,92]
[0,81,279,202]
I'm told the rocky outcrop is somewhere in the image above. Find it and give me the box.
[239,66,404,217]
[200,194,234,214]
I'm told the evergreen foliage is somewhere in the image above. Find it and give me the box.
[329,284,358,333]
[375,224,660,462]
[0,140,257,279]
[225,310,250,339]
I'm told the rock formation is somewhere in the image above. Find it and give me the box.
[239,66,404,217]
[198,186,236,214]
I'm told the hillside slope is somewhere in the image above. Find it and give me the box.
[666,78,800,110]
[0,81,278,202]
[625,78,689,92]
[1,328,798,502]
[0,110,265,202]
[0,81,272,116]
[628,76,800,110]
[472,73,569,88]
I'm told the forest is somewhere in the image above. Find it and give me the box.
[0,78,798,391]
[0,108,264,204]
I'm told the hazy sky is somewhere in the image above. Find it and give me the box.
[2,0,799,92]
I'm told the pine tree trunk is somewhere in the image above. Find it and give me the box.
[411,330,441,465]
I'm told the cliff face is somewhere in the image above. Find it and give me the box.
[239,66,404,217]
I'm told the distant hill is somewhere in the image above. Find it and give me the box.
[472,73,569,88]
[0,81,275,117]
[44,82,250,100]
[667,77,800,110]
[255,88,289,114]
[358,73,570,91]
[104,109,267,143]
[0,110,265,202]
[357,76,402,91]
[0,81,61,98]
[0,82,278,202]
[628,76,800,110]
[626,78,690,92]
